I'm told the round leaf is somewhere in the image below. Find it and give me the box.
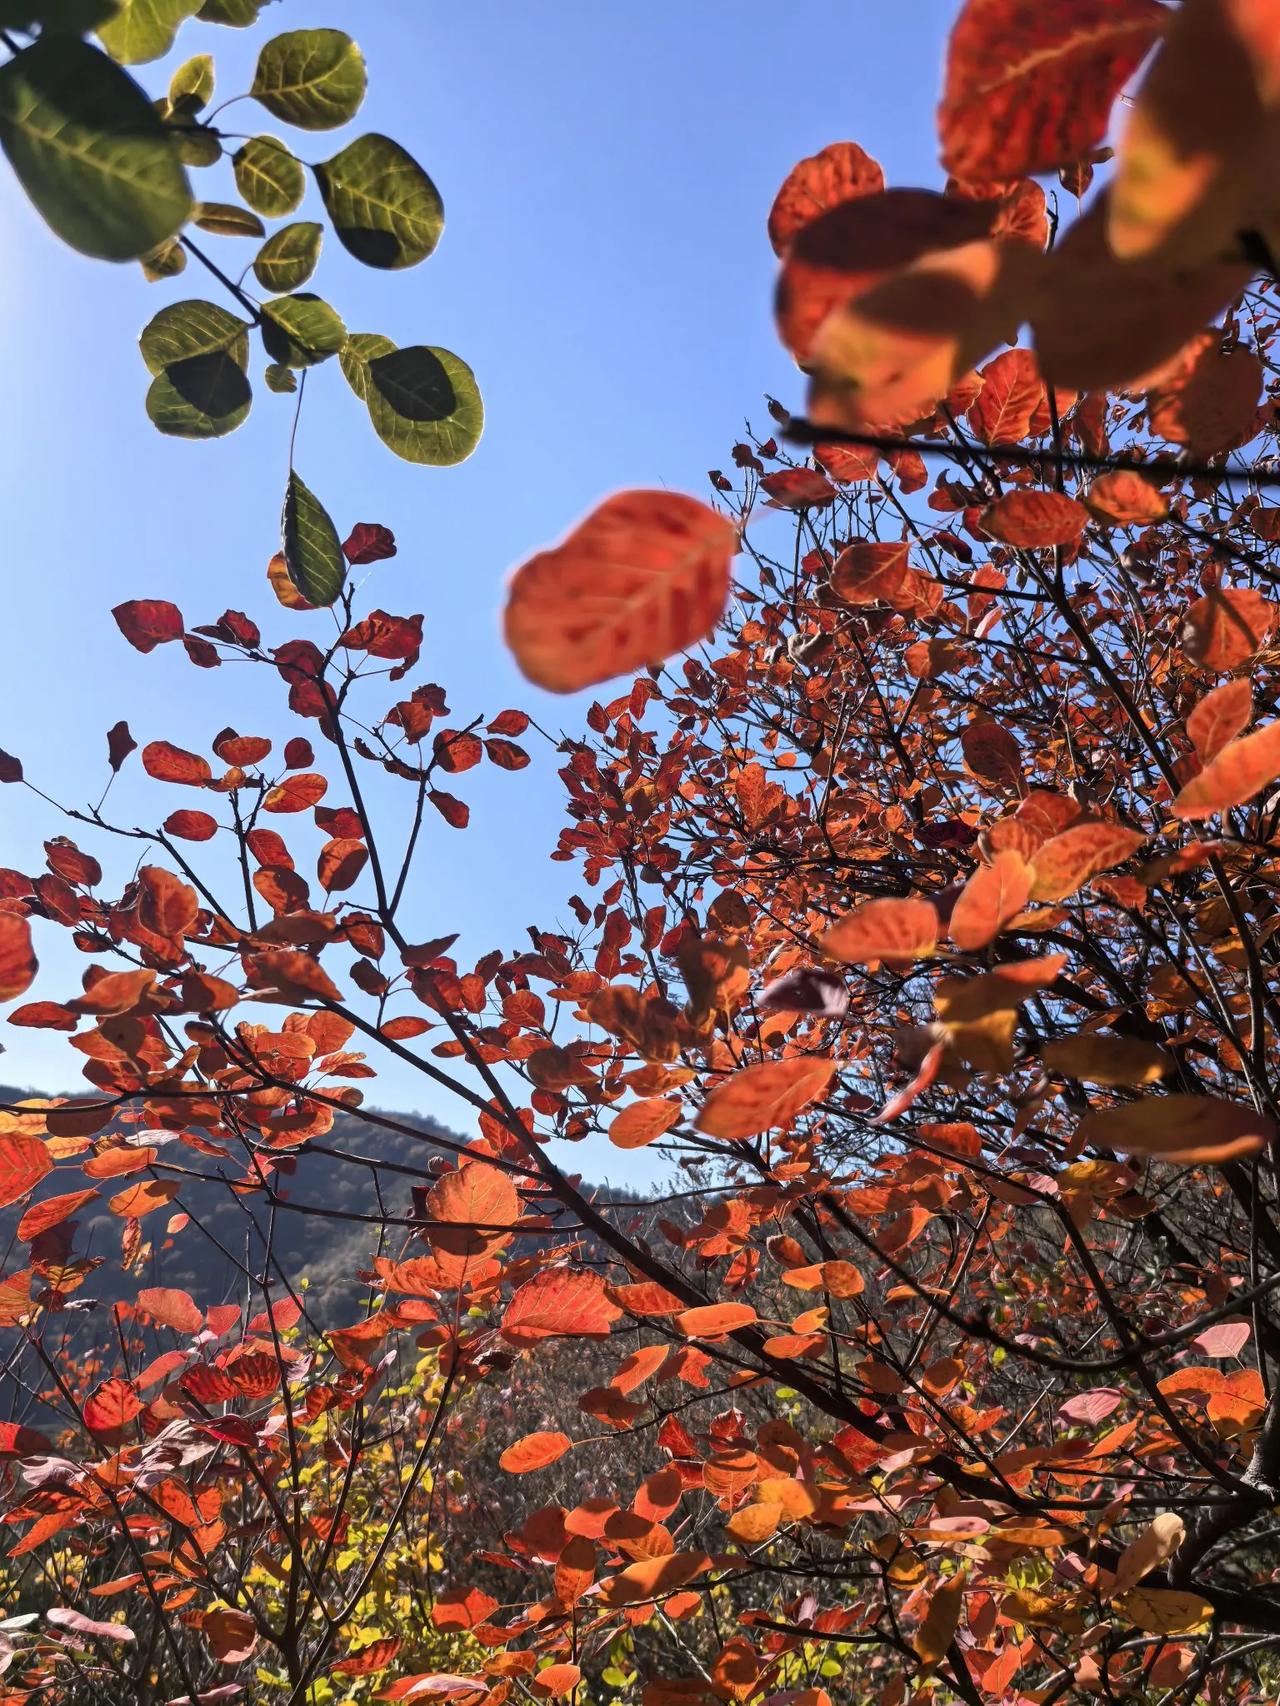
[260,292,346,367]
[252,220,322,292]
[0,36,192,261]
[98,0,201,65]
[168,52,213,112]
[250,28,366,131]
[146,357,250,437]
[140,298,249,374]
[341,333,483,465]
[315,132,442,268]
[282,470,345,607]
[233,134,304,216]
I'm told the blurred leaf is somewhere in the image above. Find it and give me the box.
[139,235,185,279]
[98,0,202,64]
[264,361,297,393]
[0,0,120,26]
[168,52,213,111]
[341,333,482,465]
[260,292,346,367]
[169,120,220,168]
[252,220,322,291]
[140,298,249,374]
[250,28,365,130]
[146,358,251,437]
[193,200,264,237]
[0,36,192,261]
[233,135,304,215]
[315,133,442,268]
[196,0,266,21]
[282,471,345,607]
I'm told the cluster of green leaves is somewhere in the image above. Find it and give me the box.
[0,0,481,604]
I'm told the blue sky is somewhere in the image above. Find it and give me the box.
[0,2,957,1172]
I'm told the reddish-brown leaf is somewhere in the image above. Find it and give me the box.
[966,347,1044,444]
[0,913,38,1001]
[163,809,218,841]
[980,489,1090,548]
[939,0,1167,182]
[112,599,184,653]
[142,742,211,786]
[1028,822,1145,901]
[135,1286,203,1334]
[504,491,737,693]
[263,772,327,814]
[610,1097,683,1150]
[768,141,886,255]
[1085,469,1169,525]
[949,850,1033,950]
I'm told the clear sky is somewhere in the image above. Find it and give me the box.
[0,1,957,1174]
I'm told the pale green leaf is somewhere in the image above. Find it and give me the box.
[98,0,202,64]
[252,220,322,291]
[250,28,365,130]
[314,132,442,269]
[341,333,483,465]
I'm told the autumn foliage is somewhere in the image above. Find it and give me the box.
[10,2,1280,1704]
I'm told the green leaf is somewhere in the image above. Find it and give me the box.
[233,135,304,216]
[168,53,213,112]
[260,292,345,368]
[264,361,297,394]
[140,298,249,374]
[341,333,483,466]
[0,36,192,261]
[139,235,185,280]
[250,29,365,131]
[196,0,262,22]
[146,360,250,437]
[282,472,345,606]
[193,200,264,237]
[98,0,202,64]
[315,133,442,269]
[252,221,322,292]
[169,121,221,168]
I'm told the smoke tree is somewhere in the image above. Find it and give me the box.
[7,1,1280,1703]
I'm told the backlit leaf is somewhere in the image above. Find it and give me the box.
[499,1431,573,1473]
[767,140,885,255]
[610,1097,683,1149]
[1172,720,1280,819]
[0,36,192,260]
[315,132,442,267]
[1077,1094,1271,1164]
[501,1269,622,1346]
[282,471,345,608]
[949,850,1033,950]
[1187,677,1252,764]
[0,1132,52,1207]
[98,0,200,63]
[980,489,1090,548]
[0,914,39,1002]
[694,1056,836,1140]
[233,135,304,216]
[822,897,939,966]
[1182,584,1276,671]
[341,334,483,465]
[250,28,366,130]
[252,221,322,292]
[1028,822,1145,901]
[505,490,737,694]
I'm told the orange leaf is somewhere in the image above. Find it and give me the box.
[609,1097,683,1150]
[604,1551,710,1605]
[246,949,341,1005]
[1028,822,1145,901]
[913,1570,968,1669]
[108,1178,179,1218]
[501,1269,622,1346]
[1042,1034,1169,1086]
[674,1302,757,1338]
[533,1664,582,1700]
[980,489,1090,548]
[137,866,198,940]
[966,348,1044,444]
[0,913,37,1002]
[1148,341,1263,456]
[939,0,1165,181]
[0,1133,52,1209]
[694,1056,836,1140]
[1182,585,1276,671]
[950,851,1033,950]
[767,141,885,255]
[1084,469,1169,525]
[1077,1095,1272,1164]
[504,491,737,693]
[134,1286,203,1334]
[781,1260,864,1298]
[1172,721,1280,819]
[142,741,211,786]
[822,897,939,966]
[499,1430,573,1473]
[1186,677,1252,765]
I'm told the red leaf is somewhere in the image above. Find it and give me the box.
[135,1286,203,1334]
[0,748,23,783]
[107,720,137,773]
[142,741,212,786]
[0,913,38,1001]
[499,1430,573,1472]
[429,789,469,829]
[342,522,397,564]
[501,1269,622,1346]
[83,1376,143,1433]
[768,140,885,255]
[939,0,1167,182]
[112,599,184,654]
[504,491,738,693]
[1183,585,1276,671]
[980,489,1090,547]
[1173,721,1280,820]
[164,809,218,842]
[262,772,327,813]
